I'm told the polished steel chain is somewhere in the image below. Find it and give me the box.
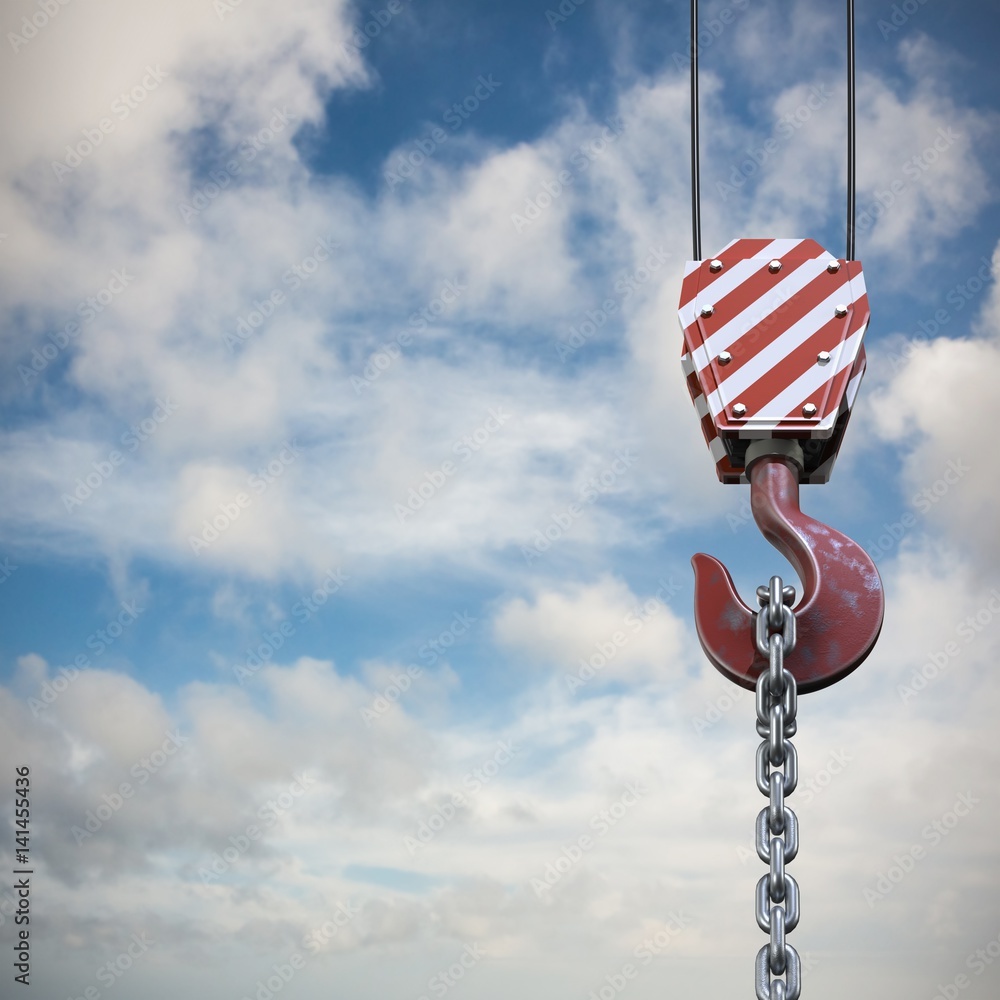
[753,575,801,1000]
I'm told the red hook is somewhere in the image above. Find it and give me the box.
[692,451,884,693]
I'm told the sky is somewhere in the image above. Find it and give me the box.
[1,0,999,997]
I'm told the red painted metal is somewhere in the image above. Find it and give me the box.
[691,454,884,693]
[678,238,869,484]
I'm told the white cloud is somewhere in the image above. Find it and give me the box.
[492,575,689,684]
[7,541,1000,995]
[0,6,995,587]
[865,240,1000,573]
[2,3,1000,997]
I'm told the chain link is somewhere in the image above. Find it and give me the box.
[753,576,801,1000]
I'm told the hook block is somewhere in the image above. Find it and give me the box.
[678,238,870,484]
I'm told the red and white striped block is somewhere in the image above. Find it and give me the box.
[678,238,869,484]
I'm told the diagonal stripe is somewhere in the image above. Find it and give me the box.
[678,238,777,309]
[702,282,866,418]
[780,336,868,434]
[730,315,845,421]
[678,238,806,324]
[680,238,808,322]
[719,296,869,426]
[747,324,867,429]
[842,351,866,412]
[676,239,871,474]
[689,253,846,367]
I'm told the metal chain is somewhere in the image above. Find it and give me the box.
[753,575,801,1000]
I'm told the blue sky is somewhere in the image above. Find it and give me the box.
[2,1,1000,998]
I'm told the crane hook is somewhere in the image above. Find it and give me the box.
[691,445,884,693]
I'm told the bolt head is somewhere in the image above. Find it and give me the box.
[768,259,782,273]
[709,259,724,272]
[827,260,841,273]
[718,351,732,366]
[834,303,849,318]
[817,350,831,365]
[802,403,818,418]
[700,304,715,318]
[732,403,747,418]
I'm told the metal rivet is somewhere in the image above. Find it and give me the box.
[827,260,841,273]
[802,403,818,417]
[718,351,732,366]
[834,304,848,318]
[817,351,831,365]
[732,403,747,418]
[701,304,715,318]
[709,259,724,273]
[768,259,782,273]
